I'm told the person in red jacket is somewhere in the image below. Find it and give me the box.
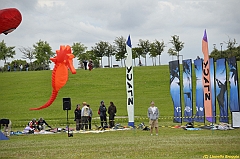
[88,59,93,71]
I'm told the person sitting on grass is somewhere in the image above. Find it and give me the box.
[37,117,52,131]
[0,118,12,137]
[28,118,38,130]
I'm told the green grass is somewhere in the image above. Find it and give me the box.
[0,64,240,159]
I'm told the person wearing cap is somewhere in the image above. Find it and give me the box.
[81,102,89,130]
[74,104,81,131]
[99,100,107,127]
[147,101,159,136]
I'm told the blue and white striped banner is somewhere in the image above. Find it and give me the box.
[194,59,204,122]
[169,60,182,123]
[182,59,193,122]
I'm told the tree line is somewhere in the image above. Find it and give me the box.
[0,35,239,71]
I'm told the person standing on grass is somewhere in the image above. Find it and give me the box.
[74,104,81,131]
[87,104,93,130]
[81,102,89,130]
[99,100,107,127]
[14,62,18,71]
[108,101,117,128]
[147,101,159,136]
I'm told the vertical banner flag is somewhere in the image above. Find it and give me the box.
[182,59,193,122]
[126,35,134,127]
[216,58,228,123]
[169,60,182,123]
[210,58,216,123]
[202,30,213,123]
[228,57,240,112]
[194,59,204,122]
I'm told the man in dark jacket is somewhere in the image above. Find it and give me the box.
[74,104,81,131]
[108,101,117,128]
[37,117,51,131]
[99,100,107,127]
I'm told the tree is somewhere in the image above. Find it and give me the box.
[19,46,35,63]
[149,43,158,66]
[133,47,143,66]
[92,41,109,68]
[33,40,54,70]
[138,39,150,66]
[71,42,87,67]
[209,47,220,61]
[152,40,165,65]
[225,37,237,57]
[0,40,15,64]
[114,36,126,67]
[105,43,116,67]
[86,50,101,68]
[168,35,184,61]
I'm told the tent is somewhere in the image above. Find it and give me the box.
[0,131,9,140]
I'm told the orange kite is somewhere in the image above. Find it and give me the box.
[30,45,76,110]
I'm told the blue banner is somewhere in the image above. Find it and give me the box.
[169,60,182,123]
[216,58,228,123]
[182,59,193,122]
[210,58,216,123]
[228,57,240,112]
[194,59,204,122]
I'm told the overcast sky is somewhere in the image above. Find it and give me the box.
[1,0,240,68]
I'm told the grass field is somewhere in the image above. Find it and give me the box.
[0,64,240,158]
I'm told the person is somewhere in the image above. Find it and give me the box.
[74,104,81,131]
[88,59,93,71]
[7,64,10,72]
[83,59,88,70]
[108,101,117,128]
[81,102,89,130]
[87,104,93,130]
[139,59,142,66]
[25,63,29,71]
[0,118,12,137]
[13,62,18,71]
[28,118,38,130]
[147,101,159,136]
[37,117,51,131]
[99,100,107,127]
[19,63,23,71]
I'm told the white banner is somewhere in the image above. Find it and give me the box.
[126,35,134,127]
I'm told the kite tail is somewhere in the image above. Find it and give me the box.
[29,90,58,110]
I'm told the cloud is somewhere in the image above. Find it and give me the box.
[0,0,240,68]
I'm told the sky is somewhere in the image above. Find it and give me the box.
[1,0,240,69]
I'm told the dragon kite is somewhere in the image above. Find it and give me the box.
[30,45,76,110]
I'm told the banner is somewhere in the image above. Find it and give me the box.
[202,30,213,123]
[169,60,182,123]
[216,58,228,123]
[228,57,240,112]
[125,35,134,127]
[194,59,204,122]
[182,59,193,122]
[210,58,216,123]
